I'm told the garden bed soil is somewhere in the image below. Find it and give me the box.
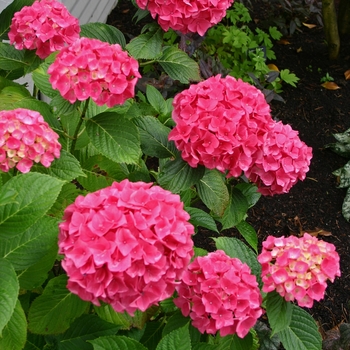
[107,0,350,339]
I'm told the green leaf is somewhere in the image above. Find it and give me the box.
[23,333,46,350]
[80,23,126,48]
[59,110,89,151]
[325,142,350,158]
[156,324,191,350]
[32,62,58,99]
[235,183,261,208]
[28,275,89,334]
[0,173,63,238]
[133,115,176,158]
[266,292,293,336]
[162,311,189,337]
[86,112,141,164]
[146,84,168,116]
[339,323,350,349]
[0,76,28,92]
[254,321,281,350]
[217,333,253,350]
[236,220,258,253]
[0,86,31,110]
[59,314,120,350]
[220,187,249,230]
[126,29,163,59]
[0,83,30,97]
[342,186,350,222]
[0,188,17,206]
[0,215,59,270]
[140,321,164,350]
[280,69,299,87]
[158,155,205,193]
[196,169,229,217]
[0,42,30,70]
[47,183,84,218]
[185,207,218,233]
[11,98,61,131]
[77,155,129,192]
[193,344,217,350]
[0,258,19,335]
[88,335,148,350]
[333,128,350,144]
[158,46,201,83]
[0,300,27,350]
[194,247,208,257]
[0,47,41,75]
[94,304,133,330]
[337,161,350,188]
[213,237,262,286]
[17,244,57,290]
[33,150,86,182]
[50,94,80,117]
[278,305,322,350]
[0,0,35,39]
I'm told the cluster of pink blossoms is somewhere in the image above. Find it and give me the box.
[245,122,313,195]
[0,108,61,173]
[168,75,312,195]
[174,250,263,338]
[48,37,141,107]
[258,233,341,308]
[58,179,194,315]
[8,0,80,59]
[135,0,234,36]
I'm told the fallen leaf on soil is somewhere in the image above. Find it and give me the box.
[277,39,290,45]
[307,228,332,237]
[344,69,350,80]
[267,63,279,72]
[321,82,340,90]
[297,47,302,53]
[303,22,317,29]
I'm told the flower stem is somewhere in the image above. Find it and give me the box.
[70,99,90,153]
[33,84,39,99]
[139,60,156,67]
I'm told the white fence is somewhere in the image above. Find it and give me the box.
[0,0,119,24]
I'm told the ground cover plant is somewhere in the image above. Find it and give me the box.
[0,0,347,349]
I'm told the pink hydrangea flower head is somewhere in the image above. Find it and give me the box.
[258,233,341,308]
[0,108,61,173]
[58,179,195,315]
[8,0,80,59]
[174,250,263,338]
[245,121,313,195]
[169,75,274,177]
[135,0,234,36]
[48,37,141,107]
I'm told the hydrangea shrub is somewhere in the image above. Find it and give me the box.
[0,0,338,349]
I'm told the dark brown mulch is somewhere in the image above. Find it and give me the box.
[108,0,350,335]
